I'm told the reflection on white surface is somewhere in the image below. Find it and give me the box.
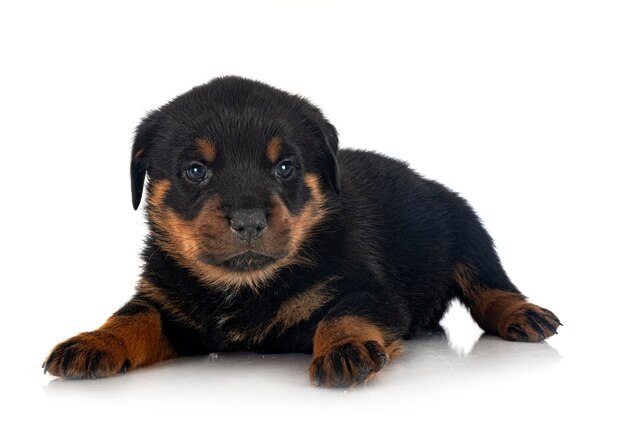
[42,330,562,400]
[34,301,578,429]
[42,301,563,400]
[28,304,620,429]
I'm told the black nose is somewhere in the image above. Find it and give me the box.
[229,209,268,243]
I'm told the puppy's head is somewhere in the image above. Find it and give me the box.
[130,77,339,290]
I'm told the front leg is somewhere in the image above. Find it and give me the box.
[43,298,175,379]
[310,291,408,387]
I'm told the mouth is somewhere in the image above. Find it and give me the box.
[213,251,278,272]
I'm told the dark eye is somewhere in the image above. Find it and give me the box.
[275,160,294,179]
[185,163,208,182]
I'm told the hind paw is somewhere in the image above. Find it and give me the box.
[501,304,562,342]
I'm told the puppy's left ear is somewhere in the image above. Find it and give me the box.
[303,107,341,194]
[130,110,160,210]
[319,121,341,194]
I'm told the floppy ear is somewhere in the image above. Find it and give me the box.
[318,120,341,195]
[302,106,341,194]
[130,110,161,210]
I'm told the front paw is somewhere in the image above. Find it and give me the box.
[310,340,388,387]
[43,331,130,379]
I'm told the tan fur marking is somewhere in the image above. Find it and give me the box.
[453,263,559,341]
[196,138,217,162]
[453,263,525,335]
[310,315,403,386]
[273,279,337,333]
[146,174,327,291]
[44,301,175,378]
[312,316,402,359]
[236,277,338,344]
[266,137,283,163]
[287,174,327,258]
[148,179,171,207]
[98,309,175,368]
[226,329,247,343]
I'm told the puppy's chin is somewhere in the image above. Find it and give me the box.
[200,251,280,272]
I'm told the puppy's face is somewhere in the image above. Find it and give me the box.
[130,77,339,289]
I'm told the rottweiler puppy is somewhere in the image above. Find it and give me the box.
[44,76,561,387]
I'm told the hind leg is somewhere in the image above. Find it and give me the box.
[454,263,561,342]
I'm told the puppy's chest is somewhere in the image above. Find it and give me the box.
[211,277,338,349]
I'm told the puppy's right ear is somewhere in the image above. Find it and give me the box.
[130,110,160,210]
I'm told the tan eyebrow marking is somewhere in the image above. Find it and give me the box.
[266,137,283,163]
[196,138,217,162]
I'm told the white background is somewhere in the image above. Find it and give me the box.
[1,1,625,428]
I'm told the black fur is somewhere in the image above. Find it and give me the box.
[44,76,559,385]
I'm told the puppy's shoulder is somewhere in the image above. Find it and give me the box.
[336,148,465,213]
[336,148,427,194]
